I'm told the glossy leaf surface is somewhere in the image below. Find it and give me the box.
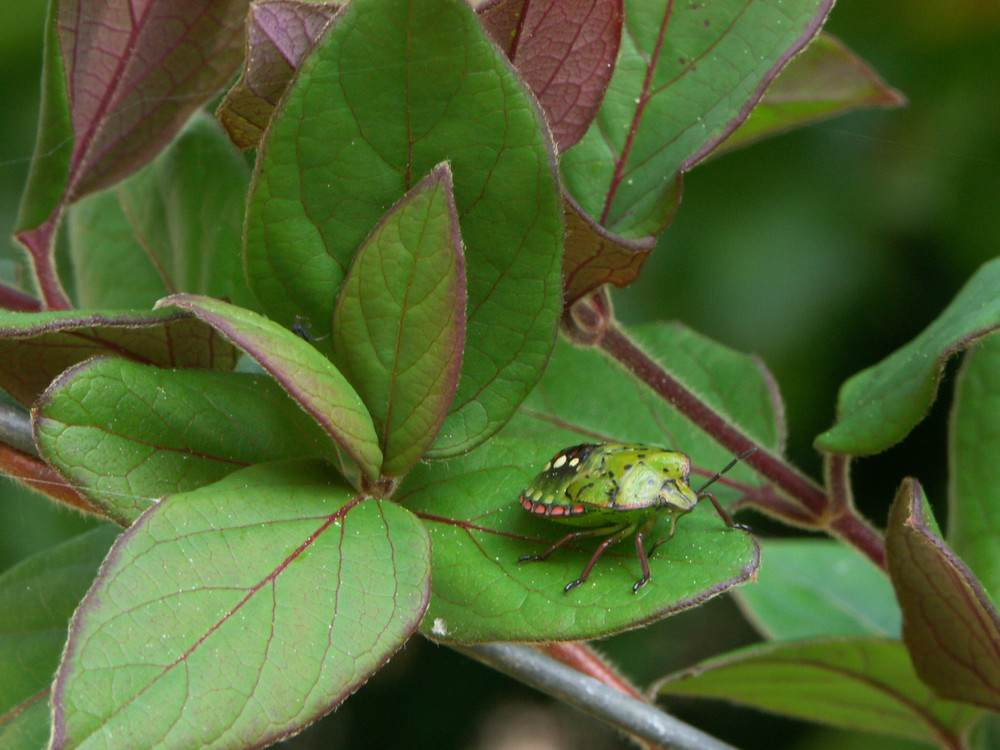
[560,0,834,238]
[948,332,1000,601]
[734,539,901,640]
[67,113,253,311]
[401,437,758,643]
[0,527,119,750]
[217,0,341,149]
[398,322,776,642]
[714,33,904,157]
[0,309,237,407]
[479,0,622,151]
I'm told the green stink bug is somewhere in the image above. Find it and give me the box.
[517,443,754,593]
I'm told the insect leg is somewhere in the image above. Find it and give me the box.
[518,531,585,563]
[564,535,618,592]
[565,523,636,593]
[633,530,652,593]
[647,513,679,557]
[700,491,750,531]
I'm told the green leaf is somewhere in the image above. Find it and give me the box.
[332,164,465,477]
[655,639,980,746]
[52,460,431,749]
[886,478,1000,710]
[510,321,784,478]
[399,436,758,643]
[967,713,1000,750]
[396,321,776,642]
[156,295,382,485]
[713,33,905,157]
[560,0,834,237]
[66,113,254,311]
[33,358,343,525]
[14,0,72,234]
[0,309,238,407]
[733,539,901,640]
[948,332,1000,601]
[0,526,119,750]
[245,0,563,455]
[816,257,1000,455]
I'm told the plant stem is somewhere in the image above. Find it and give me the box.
[453,642,741,750]
[568,296,888,570]
[600,323,826,509]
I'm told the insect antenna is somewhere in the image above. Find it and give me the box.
[695,447,757,495]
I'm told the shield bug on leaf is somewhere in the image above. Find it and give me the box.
[517,443,755,593]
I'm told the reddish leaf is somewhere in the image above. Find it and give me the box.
[479,0,622,151]
[886,478,1000,710]
[218,0,341,149]
[562,194,656,306]
[15,0,250,308]
[0,309,238,407]
[58,0,249,199]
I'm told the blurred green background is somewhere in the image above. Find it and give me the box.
[1,1,997,748]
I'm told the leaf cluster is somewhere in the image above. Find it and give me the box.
[2,1,997,749]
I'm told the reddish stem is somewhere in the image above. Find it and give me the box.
[600,324,827,512]
[567,295,887,570]
[15,211,73,311]
[0,283,42,312]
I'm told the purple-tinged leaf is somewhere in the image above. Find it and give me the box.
[479,0,622,151]
[58,0,249,200]
[67,113,254,311]
[0,284,43,313]
[15,0,250,309]
[156,294,382,485]
[560,0,835,238]
[715,33,905,158]
[0,526,119,749]
[561,193,658,306]
[886,478,1000,710]
[33,358,343,525]
[655,639,980,746]
[0,309,237,407]
[51,460,431,749]
[218,0,341,150]
[333,164,465,477]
